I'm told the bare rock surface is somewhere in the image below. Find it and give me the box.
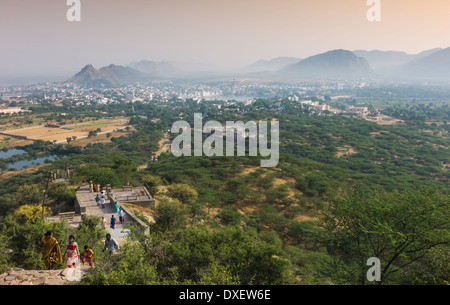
[0,266,90,285]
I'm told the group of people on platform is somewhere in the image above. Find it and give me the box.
[83,179,102,193]
[94,192,126,230]
[38,231,120,270]
[95,190,108,208]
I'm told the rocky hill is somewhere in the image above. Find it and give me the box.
[67,64,151,88]
[280,49,373,79]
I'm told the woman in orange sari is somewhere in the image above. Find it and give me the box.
[39,231,63,270]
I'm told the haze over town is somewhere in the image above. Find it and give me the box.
[2,0,450,83]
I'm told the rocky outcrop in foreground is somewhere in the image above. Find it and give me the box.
[0,267,88,285]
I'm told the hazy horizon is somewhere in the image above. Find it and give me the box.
[2,0,450,81]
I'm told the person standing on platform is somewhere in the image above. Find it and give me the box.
[110,215,116,229]
[101,217,107,230]
[100,196,105,209]
[118,207,125,224]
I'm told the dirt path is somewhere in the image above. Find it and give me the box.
[137,133,171,170]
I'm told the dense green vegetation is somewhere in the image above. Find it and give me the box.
[381,102,450,132]
[0,98,448,285]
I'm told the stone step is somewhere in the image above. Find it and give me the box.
[0,266,92,285]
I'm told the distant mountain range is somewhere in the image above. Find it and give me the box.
[66,47,450,86]
[280,50,373,79]
[390,47,450,81]
[353,48,442,71]
[352,47,450,81]
[127,60,176,75]
[244,57,302,73]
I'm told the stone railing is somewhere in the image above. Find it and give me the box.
[108,191,151,236]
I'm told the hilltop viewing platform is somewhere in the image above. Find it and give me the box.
[74,185,154,242]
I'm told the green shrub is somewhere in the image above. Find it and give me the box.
[166,184,198,205]
[218,209,242,226]
[154,198,188,232]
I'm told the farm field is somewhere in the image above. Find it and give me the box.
[63,120,120,130]
[364,114,405,125]
[70,127,135,148]
[0,135,34,149]
[2,119,131,144]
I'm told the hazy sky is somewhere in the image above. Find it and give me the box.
[1,0,450,79]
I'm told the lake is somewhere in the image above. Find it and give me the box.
[0,148,26,159]
[4,154,65,171]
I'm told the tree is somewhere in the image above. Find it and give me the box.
[287,220,320,247]
[154,198,188,232]
[166,184,198,205]
[48,184,76,204]
[198,261,240,285]
[189,202,205,224]
[0,194,17,216]
[14,204,50,224]
[322,188,450,285]
[112,158,137,185]
[408,246,450,285]
[85,168,120,187]
[157,227,288,284]
[17,184,43,205]
[218,209,242,226]
[140,174,162,196]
